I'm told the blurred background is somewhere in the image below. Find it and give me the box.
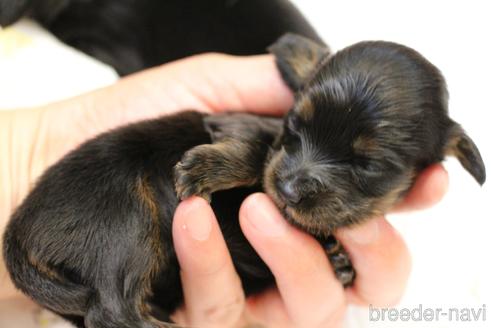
[1,1,490,327]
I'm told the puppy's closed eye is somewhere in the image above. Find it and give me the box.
[280,113,303,151]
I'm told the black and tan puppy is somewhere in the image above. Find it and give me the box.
[3,34,486,328]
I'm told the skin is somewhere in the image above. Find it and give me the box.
[0,53,448,327]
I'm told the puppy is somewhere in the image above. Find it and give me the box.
[0,0,323,75]
[3,34,486,328]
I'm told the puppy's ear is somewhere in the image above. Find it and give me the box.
[268,33,329,91]
[0,0,31,27]
[446,123,486,185]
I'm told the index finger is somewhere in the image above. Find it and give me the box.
[172,197,246,327]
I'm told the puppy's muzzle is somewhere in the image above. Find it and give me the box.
[275,173,321,206]
[276,178,301,205]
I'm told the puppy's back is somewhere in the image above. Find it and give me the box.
[3,111,210,323]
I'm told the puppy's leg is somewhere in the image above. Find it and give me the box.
[175,113,282,201]
[174,140,261,201]
[319,235,355,287]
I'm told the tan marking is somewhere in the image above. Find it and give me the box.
[352,135,379,155]
[27,253,61,281]
[444,130,460,156]
[284,206,331,237]
[285,40,327,83]
[175,141,259,200]
[295,95,315,121]
[136,176,159,221]
[264,151,338,237]
[211,140,259,186]
[135,176,165,318]
[287,54,319,84]
[263,151,284,201]
[444,132,473,168]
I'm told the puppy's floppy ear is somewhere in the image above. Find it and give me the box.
[446,123,486,185]
[0,0,31,27]
[268,33,329,91]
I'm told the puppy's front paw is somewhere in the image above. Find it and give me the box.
[174,146,215,202]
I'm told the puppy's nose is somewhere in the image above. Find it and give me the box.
[277,179,302,205]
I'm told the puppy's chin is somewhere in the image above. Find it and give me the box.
[281,203,348,238]
[265,189,372,238]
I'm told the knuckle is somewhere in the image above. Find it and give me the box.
[202,293,245,325]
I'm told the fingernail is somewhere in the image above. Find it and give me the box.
[180,197,212,241]
[342,218,381,245]
[244,193,287,237]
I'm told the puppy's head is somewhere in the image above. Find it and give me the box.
[266,35,486,237]
[264,82,415,236]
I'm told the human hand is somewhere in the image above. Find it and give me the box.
[171,164,448,328]
[0,53,293,214]
[0,53,291,299]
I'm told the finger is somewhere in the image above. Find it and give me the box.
[335,217,411,306]
[43,54,294,162]
[115,53,294,121]
[172,197,245,327]
[240,193,346,327]
[392,163,449,213]
[245,288,293,327]
[170,53,295,115]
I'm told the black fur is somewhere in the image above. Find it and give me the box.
[263,35,485,236]
[0,0,323,75]
[3,35,486,328]
[4,111,276,328]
